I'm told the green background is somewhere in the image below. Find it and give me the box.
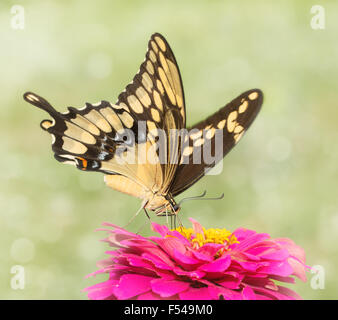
[1,0,337,299]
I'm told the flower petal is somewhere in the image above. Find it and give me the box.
[114,274,153,300]
[199,255,231,273]
[179,287,214,300]
[151,279,190,297]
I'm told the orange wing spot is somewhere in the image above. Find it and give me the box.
[77,157,87,170]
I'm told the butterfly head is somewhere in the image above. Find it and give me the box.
[146,193,180,216]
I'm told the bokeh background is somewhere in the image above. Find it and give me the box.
[1,0,337,299]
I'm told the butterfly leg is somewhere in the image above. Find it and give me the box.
[176,214,183,228]
[165,207,169,228]
[124,199,148,228]
[136,217,151,235]
[143,208,150,220]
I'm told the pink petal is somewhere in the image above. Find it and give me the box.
[199,255,231,273]
[197,243,225,258]
[173,248,201,265]
[151,279,190,297]
[142,252,175,270]
[137,291,162,300]
[217,272,243,289]
[189,218,204,235]
[153,236,188,258]
[84,280,117,300]
[172,267,205,279]
[242,286,257,300]
[260,249,290,261]
[258,260,294,277]
[151,222,169,237]
[113,274,153,300]
[179,287,214,300]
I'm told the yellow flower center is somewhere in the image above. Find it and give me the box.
[174,226,239,249]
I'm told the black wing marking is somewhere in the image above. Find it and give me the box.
[170,89,263,196]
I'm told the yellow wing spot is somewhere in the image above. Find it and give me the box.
[127,94,144,113]
[147,120,158,140]
[154,36,166,51]
[167,59,183,106]
[153,90,163,111]
[116,102,129,110]
[217,119,226,129]
[150,40,158,53]
[119,111,134,128]
[136,87,151,108]
[205,127,215,139]
[227,111,238,133]
[71,115,100,136]
[238,100,248,113]
[190,130,203,140]
[234,125,244,134]
[158,67,176,105]
[41,120,53,130]
[84,110,112,133]
[142,73,153,92]
[99,107,123,132]
[194,138,204,147]
[147,120,157,131]
[151,108,161,122]
[176,95,183,108]
[65,121,96,144]
[146,60,154,75]
[248,92,259,100]
[234,131,245,143]
[180,107,185,118]
[159,52,169,73]
[182,146,194,156]
[149,50,157,63]
[62,137,88,154]
[156,79,164,95]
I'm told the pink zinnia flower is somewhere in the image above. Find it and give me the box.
[84,219,307,300]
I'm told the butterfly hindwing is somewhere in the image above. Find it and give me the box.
[170,89,263,196]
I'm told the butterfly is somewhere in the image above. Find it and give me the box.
[24,33,263,218]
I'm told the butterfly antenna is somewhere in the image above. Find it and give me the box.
[165,207,169,228]
[178,191,224,206]
[177,190,207,206]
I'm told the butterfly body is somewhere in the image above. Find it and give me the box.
[24,33,263,217]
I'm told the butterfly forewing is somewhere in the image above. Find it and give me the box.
[116,33,186,128]
[24,33,187,197]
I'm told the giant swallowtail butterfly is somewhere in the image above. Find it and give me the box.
[24,33,263,217]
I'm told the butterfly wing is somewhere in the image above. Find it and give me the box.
[24,32,186,197]
[115,33,186,194]
[170,89,263,196]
